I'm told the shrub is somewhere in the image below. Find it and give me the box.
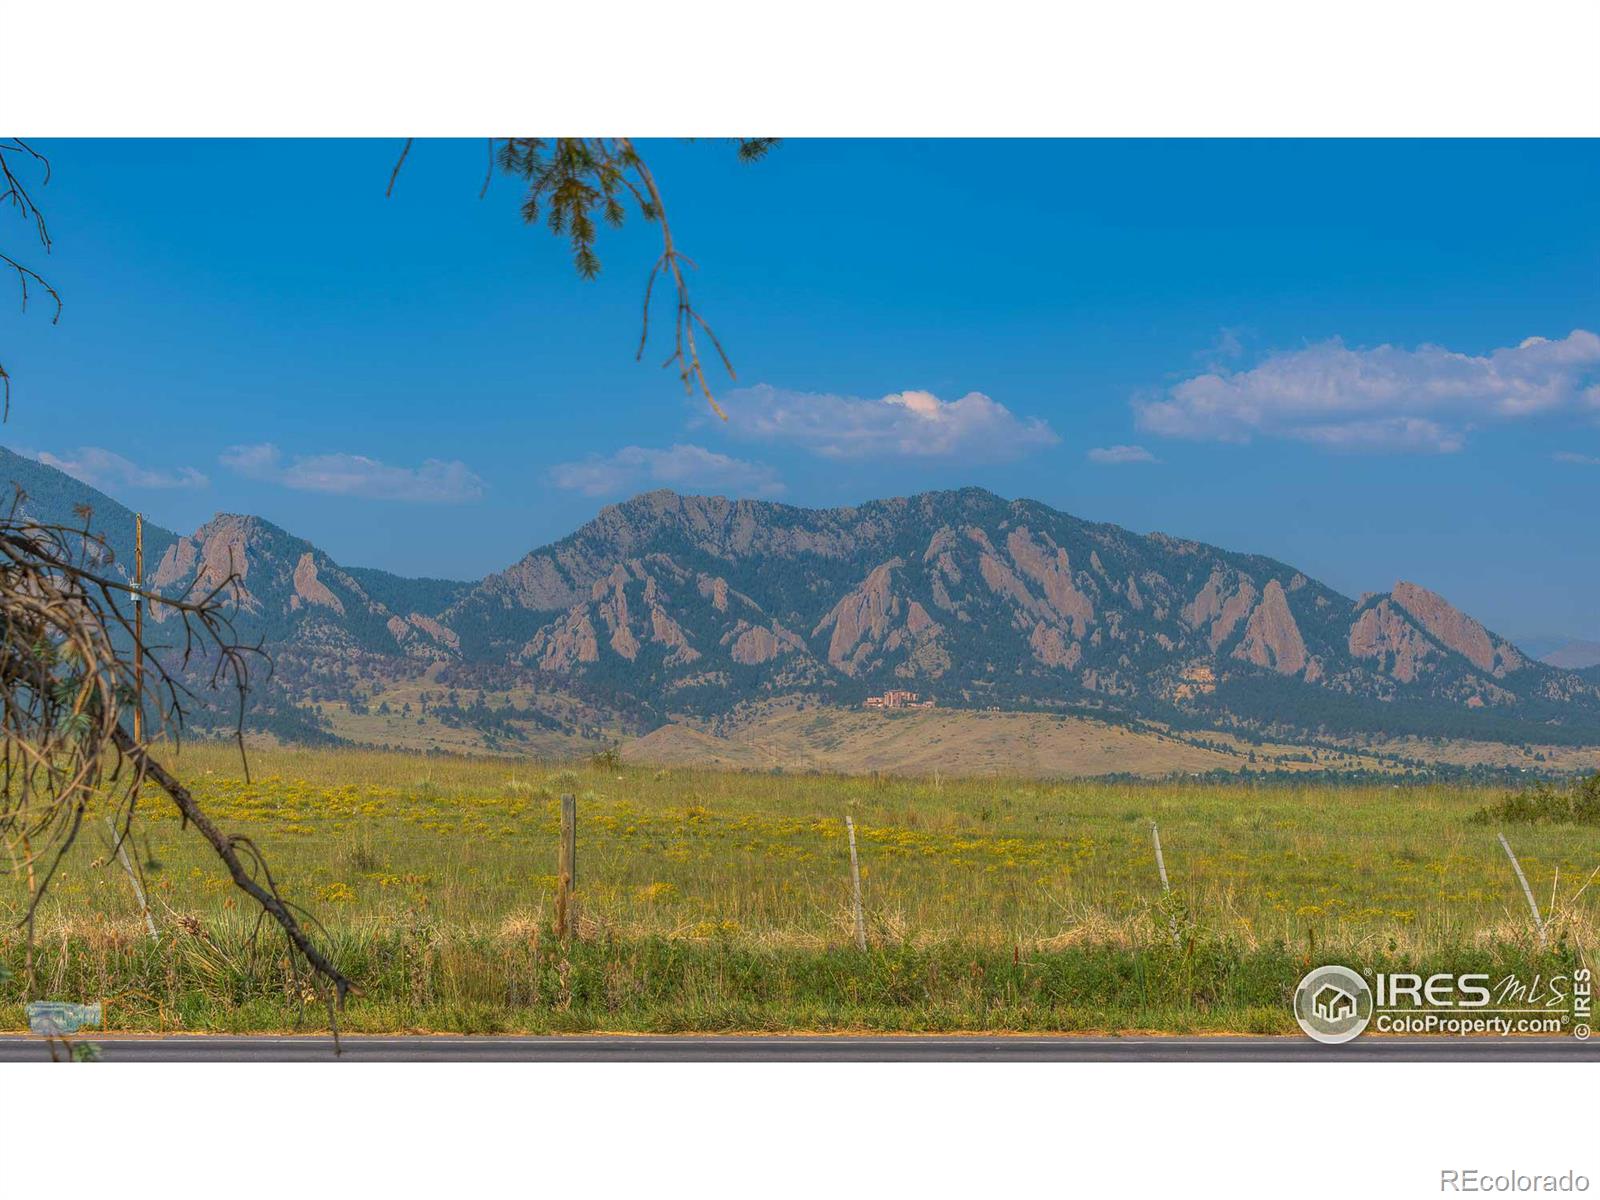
[1470,773,1600,826]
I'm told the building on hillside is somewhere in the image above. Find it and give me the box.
[1173,662,1217,701]
[863,689,936,710]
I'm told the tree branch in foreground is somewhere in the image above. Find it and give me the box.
[0,502,349,1006]
[111,727,352,1002]
[389,136,778,418]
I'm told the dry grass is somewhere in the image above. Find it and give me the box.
[626,708,1600,778]
[1,743,1595,1033]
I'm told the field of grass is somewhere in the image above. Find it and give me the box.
[2,743,1595,1034]
[306,684,1600,776]
[623,708,1347,776]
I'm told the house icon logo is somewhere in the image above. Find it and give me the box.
[1294,965,1373,1044]
[1313,983,1357,1022]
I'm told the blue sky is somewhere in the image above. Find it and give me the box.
[3,139,1598,640]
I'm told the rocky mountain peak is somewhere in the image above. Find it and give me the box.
[1390,580,1527,677]
[5,451,1598,748]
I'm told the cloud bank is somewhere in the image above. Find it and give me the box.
[549,443,784,498]
[719,385,1059,461]
[1137,329,1600,453]
[221,443,484,503]
[1087,444,1158,465]
[37,447,209,490]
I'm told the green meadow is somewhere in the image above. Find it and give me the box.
[2,745,1595,1034]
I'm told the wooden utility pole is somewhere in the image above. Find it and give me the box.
[845,815,867,951]
[556,793,577,940]
[133,512,144,743]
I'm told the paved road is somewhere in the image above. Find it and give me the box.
[1,1035,1595,1062]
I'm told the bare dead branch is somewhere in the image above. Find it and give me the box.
[385,137,414,199]
[0,493,345,1003]
[0,139,60,416]
[479,137,496,199]
[111,727,352,1001]
[0,137,355,1018]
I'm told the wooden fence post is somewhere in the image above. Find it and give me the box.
[1151,822,1171,892]
[1152,821,1181,946]
[107,818,158,942]
[1498,832,1546,951]
[556,793,577,940]
[845,815,867,951]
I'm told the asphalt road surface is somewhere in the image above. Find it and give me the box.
[1,1035,1595,1062]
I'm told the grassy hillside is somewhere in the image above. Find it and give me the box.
[626,708,1331,776]
[624,707,1600,779]
[0,445,180,577]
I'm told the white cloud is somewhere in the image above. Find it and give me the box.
[36,447,208,490]
[1293,417,1465,454]
[1087,444,1159,465]
[1137,329,1600,453]
[548,443,784,499]
[717,384,1059,461]
[1211,328,1245,361]
[1554,451,1600,466]
[1193,326,1248,372]
[221,443,484,503]
[216,443,278,478]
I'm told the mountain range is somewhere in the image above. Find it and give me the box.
[1539,640,1600,671]
[6,445,1599,755]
